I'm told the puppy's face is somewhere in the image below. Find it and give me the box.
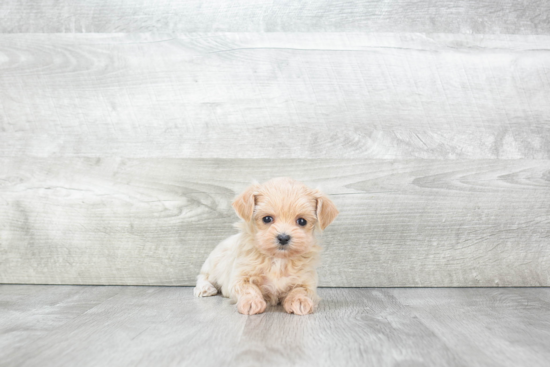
[232,178,338,259]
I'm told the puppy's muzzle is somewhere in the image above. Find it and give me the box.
[277,234,291,245]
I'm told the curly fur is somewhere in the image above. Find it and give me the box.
[194,177,338,315]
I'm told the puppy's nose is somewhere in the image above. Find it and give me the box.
[277,234,291,245]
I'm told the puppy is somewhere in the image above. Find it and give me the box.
[193,177,338,315]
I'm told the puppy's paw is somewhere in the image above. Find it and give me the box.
[237,296,267,315]
[284,295,314,315]
[194,281,218,297]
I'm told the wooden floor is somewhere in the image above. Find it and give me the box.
[1,286,549,367]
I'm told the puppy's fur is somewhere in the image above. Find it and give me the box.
[194,177,338,315]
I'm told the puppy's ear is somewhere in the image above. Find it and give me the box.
[232,184,259,221]
[314,190,339,230]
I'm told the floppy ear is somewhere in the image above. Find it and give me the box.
[314,190,339,230]
[232,184,259,221]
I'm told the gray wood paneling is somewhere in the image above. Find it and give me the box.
[1,158,548,286]
[1,33,549,159]
[1,2,549,287]
[2,286,550,367]
[1,0,549,34]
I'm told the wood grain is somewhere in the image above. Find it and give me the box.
[1,2,550,289]
[1,33,549,159]
[2,286,550,367]
[0,286,123,357]
[1,158,548,286]
[1,0,549,34]
[392,288,550,367]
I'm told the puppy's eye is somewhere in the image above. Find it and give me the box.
[297,218,307,226]
[262,216,273,224]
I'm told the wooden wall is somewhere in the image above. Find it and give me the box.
[0,1,549,286]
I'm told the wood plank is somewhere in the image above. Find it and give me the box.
[0,285,123,359]
[1,33,549,159]
[1,158,548,286]
[391,288,550,367]
[1,286,249,367]
[232,288,465,366]
[1,0,549,34]
[2,286,550,367]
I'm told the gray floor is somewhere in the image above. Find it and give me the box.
[1,286,549,367]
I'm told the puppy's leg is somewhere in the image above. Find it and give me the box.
[194,253,218,297]
[194,274,218,297]
[233,282,267,315]
[195,234,239,298]
[283,287,319,315]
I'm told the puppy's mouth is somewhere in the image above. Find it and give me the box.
[274,245,292,258]
[275,242,292,253]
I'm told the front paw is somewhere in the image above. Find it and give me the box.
[284,295,314,315]
[237,296,267,315]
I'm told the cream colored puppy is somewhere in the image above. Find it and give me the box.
[194,177,338,315]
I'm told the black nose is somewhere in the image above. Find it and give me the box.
[277,234,291,245]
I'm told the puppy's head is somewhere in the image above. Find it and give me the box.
[232,178,338,258]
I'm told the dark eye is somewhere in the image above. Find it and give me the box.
[262,216,273,224]
[297,218,307,226]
